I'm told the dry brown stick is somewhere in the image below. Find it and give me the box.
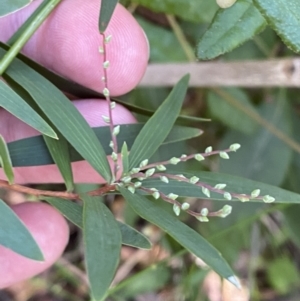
[139,59,300,87]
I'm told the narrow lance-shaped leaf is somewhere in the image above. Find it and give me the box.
[197,0,266,60]
[0,48,112,182]
[0,135,14,184]
[253,0,300,53]
[0,81,57,139]
[121,142,129,175]
[119,187,239,287]
[82,195,121,300]
[8,124,200,167]
[43,134,74,191]
[99,0,118,33]
[0,199,44,261]
[0,0,32,17]
[129,74,190,170]
[44,196,151,249]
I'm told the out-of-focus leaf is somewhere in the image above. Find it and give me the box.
[197,0,266,60]
[207,88,258,134]
[141,171,300,203]
[137,17,186,62]
[120,187,238,286]
[220,96,292,186]
[133,0,218,23]
[129,75,190,170]
[8,124,200,167]
[283,205,300,248]
[1,48,112,182]
[0,199,44,261]
[253,0,300,53]
[99,0,118,33]
[0,135,14,184]
[82,195,121,301]
[0,0,32,17]
[121,142,129,175]
[45,197,151,249]
[43,134,74,191]
[0,81,57,139]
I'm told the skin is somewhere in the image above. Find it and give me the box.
[0,0,149,288]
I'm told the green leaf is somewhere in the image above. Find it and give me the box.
[220,96,293,186]
[44,197,151,249]
[120,187,238,286]
[0,199,44,261]
[99,0,118,33]
[0,48,112,182]
[43,134,74,191]
[129,75,190,170]
[253,0,300,53]
[0,0,31,17]
[197,0,266,60]
[8,124,200,167]
[0,81,57,139]
[121,142,129,175]
[82,195,121,301]
[0,135,14,184]
[133,0,218,23]
[207,88,258,134]
[141,171,300,204]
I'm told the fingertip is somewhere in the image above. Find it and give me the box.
[0,202,69,289]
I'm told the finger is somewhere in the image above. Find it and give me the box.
[0,99,136,184]
[0,202,69,289]
[0,0,149,96]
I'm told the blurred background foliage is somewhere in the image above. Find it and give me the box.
[3,0,300,300]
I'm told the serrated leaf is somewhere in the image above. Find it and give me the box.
[0,0,32,17]
[82,195,121,301]
[99,0,118,33]
[0,199,44,261]
[121,142,129,175]
[197,0,266,60]
[129,74,190,170]
[8,124,200,167]
[0,135,14,184]
[44,197,151,249]
[120,187,237,285]
[253,0,300,53]
[0,81,57,139]
[141,171,300,204]
[0,48,112,182]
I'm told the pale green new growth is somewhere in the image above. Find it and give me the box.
[103,60,110,68]
[190,176,199,184]
[160,176,169,183]
[112,125,120,136]
[104,34,112,43]
[110,101,116,109]
[181,154,187,158]
[202,187,210,198]
[251,189,260,198]
[145,168,155,177]
[215,183,227,190]
[111,152,117,161]
[152,191,160,199]
[229,143,241,152]
[195,154,205,161]
[205,146,212,153]
[156,164,166,171]
[103,87,110,97]
[237,194,249,202]
[201,208,209,216]
[134,182,142,188]
[219,205,232,218]
[130,167,140,174]
[128,186,135,194]
[139,159,149,168]
[170,157,181,165]
[263,195,275,203]
[220,152,230,159]
[181,202,190,210]
[173,204,181,216]
[99,46,104,53]
[109,141,114,149]
[121,176,131,184]
[224,192,232,200]
[102,115,110,123]
[168,193,179,200]
[197,216,209,222]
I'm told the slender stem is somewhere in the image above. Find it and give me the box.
[100,32,119,180]
[0,179,115,200]
[0,0,62,75]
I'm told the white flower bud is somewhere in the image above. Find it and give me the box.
[196,216,209,222]
[103,60,110,68]
[223,192,232,200]
[156,165,166,171]
[202,187,210,198]
[110,101,116,109]
[103,88,110,97]
[170,157,181,165]
[121,176,131,184]
[263,195,275,203]
[160,176,169,183]
[195,154,205,161]
[181,202,190,210]
[220,152,230,159]
[168,193,178,200]
[219,205,232,218]
[237,194,249,202]
[190,176,199,184]
[152,191,160,199]
[102,115,110,123]
[128,186,135,194]
[145,168,155,177]
[216,0,237,9]
[130,167,140,174]
[215,183,227,190]
[111,152,118,161]
[109,141,114,149]
[205,146,213,153]
[201,208,209,216]
[134,182,142,188]
[139,159,149,168]
[229,143,241,152]
[104,34,112,43]
[113,125,120,136]
[173,204,181,216]
[251,189,260,198]
[99,46,104,53]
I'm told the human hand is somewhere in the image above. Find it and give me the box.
[0,0,149,288]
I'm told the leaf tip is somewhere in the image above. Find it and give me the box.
[227,275,241,289]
